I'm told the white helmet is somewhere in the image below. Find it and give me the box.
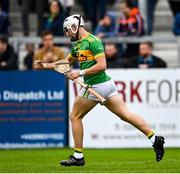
[63,14,84,34]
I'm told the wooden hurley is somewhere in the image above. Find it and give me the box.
[54,60,106,105]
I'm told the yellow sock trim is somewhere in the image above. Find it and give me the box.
[74,148,83,153]
[147,131,155,139]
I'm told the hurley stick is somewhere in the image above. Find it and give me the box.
[54,60,106,105]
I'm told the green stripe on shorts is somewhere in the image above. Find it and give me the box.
[83,85,91,99]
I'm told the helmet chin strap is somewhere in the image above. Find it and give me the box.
[70,36,77,42]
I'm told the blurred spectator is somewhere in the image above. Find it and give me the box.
[44,0,66,36]
[0,0,9,13]
[59,0,74,16]
[79,0,107,31]
[168,0,180,17]
[77,0,91,20]
[118,0,144,59]
[105,43,129,68]
[146,0,158,35]
[107,0,116,6]
[23,43,35,70]
[90,0,107,31]
[118,0,144,36]
[168,0,180,35]
[0,3,10,36]
[33,30,65,68]
[173,12,180,35]
[128,42,167,68]
[0,36,18,70]
[20,0,48,36]
[95,13,117,38]
[132,0,138,7]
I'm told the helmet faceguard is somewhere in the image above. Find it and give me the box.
[63,14,84,41]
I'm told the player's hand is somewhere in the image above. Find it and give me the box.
[34,60,44,70]
[42,52,58,63]
[0,61,7,66]
[66,70,80,80]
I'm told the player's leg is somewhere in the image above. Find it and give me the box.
[105,95,152,135]
[60,96,97,166]
[70,96,97,150]
[105,94,165,161]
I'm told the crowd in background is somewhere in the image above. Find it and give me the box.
[1,0,179,70]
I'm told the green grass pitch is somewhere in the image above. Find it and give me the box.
[0,148,180,173]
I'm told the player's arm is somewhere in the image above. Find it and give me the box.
[83,40,106,75]
[66,40,107,80]
[84,55,106,75]
[33,59,57,70]
[35,45,77,70]
[43,54,76,69]
[36,53,77,70]
[66,54,106,80]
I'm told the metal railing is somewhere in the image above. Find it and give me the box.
[9,35,180,67]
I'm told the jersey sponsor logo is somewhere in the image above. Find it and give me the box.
[76,50,94,62]
[78,55,88,62]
